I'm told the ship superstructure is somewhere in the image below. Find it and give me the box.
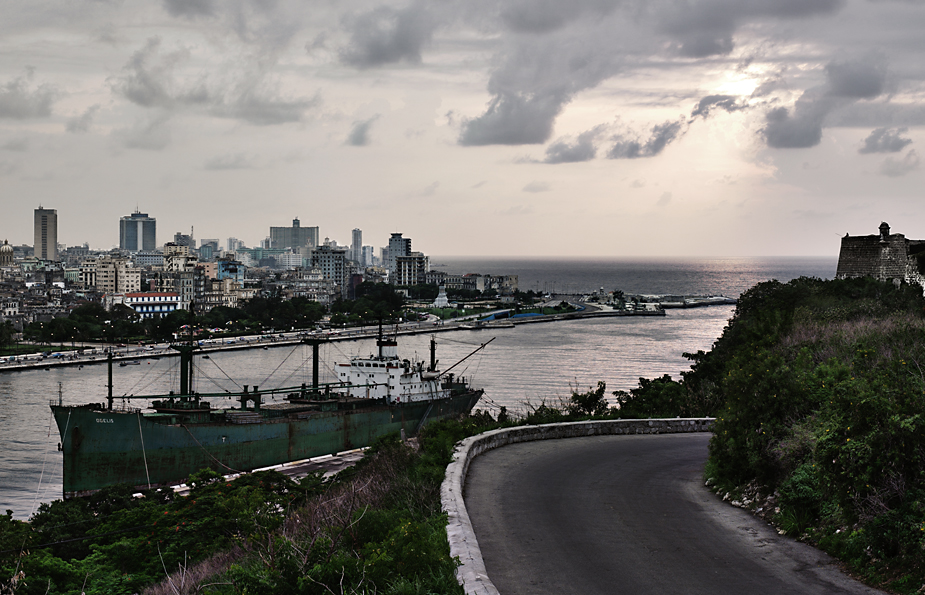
[51,331,489,498]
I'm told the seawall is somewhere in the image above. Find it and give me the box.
[440,418,715,595]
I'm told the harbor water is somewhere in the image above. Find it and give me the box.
[0,256,838,519]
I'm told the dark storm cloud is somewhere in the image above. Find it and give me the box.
[762,56,888,149]
[762,103,827,149]
[340,4,435,68]
[163,0,215,18]
[459,92,565,145]
[658,0,844,58]
[690,94,742,119]
[459,30,623,146]
[346,115,381,146]
[879,149,919,177]
[607,120,683,159]
[542,125,606,163]
[859,127,912,154]
[0,71,59,119]
[825,57,887,98]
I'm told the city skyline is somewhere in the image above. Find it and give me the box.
[2,1,925,257]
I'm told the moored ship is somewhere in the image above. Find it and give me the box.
[51,332,488,498]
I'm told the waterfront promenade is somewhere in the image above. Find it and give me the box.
[0,300,668,374]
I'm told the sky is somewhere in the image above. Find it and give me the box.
[1,0,924,258]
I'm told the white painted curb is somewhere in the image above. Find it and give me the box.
[441,418,715,595]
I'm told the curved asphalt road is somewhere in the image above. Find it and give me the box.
[465,433,884,595]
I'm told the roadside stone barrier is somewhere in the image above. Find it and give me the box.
[440,418,715,595]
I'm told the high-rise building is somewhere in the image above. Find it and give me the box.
[270,218,319,250]
[173,231,195,249]
[34,206,58,261]
[311,246,347,298]
[387,233,411,279]
[119,210,156,252]
[351,228,362,265]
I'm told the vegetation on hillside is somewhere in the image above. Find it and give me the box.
[683,276,925,593]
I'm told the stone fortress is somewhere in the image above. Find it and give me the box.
[836,222,925,292]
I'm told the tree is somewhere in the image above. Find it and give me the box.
[0,321,14,354]
[567,381,611,417]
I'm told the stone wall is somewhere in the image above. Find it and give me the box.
[440,418,714,595]
[835,223,925,292]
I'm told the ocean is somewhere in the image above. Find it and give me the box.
[0,256,838,519]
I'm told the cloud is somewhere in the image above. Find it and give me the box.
[346,115,381,146]
[859,127,912,154]
[340,4,435,68]
[607,120,684,159]
[112,37,198,109]
[458,29,626,146]
[656,191,672,206]
[499,0,619,34]
[879,150,919,177]
[204,153,256,170]
[210,86,319,125]
[66,105,100,133]
[459,92,565,146]
[762,55,887,149]
[523,181,550,192]
[113,115,172,150]
[0,70,59,119]
[825,57,887,99]
[762,102,828,149]
[658,0,844,58]
[2,138,29,152]
[542,125,606,163]
[114,37,318,125]
[162,0,214,18]
[690,94,743,119]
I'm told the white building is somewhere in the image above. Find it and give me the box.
[124,292,180,319]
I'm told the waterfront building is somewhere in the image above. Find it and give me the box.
[124,292,179,319]
[34,207,57,261]
[393,252,429,287]
[119,210,156,251]
[270,218,319,250]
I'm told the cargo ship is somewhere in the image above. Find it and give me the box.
[51,332,489,498]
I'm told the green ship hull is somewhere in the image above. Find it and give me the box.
[51,390,481,498]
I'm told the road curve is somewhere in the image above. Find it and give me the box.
[464,433,884,595]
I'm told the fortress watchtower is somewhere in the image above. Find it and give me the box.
[836,222,925,293]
